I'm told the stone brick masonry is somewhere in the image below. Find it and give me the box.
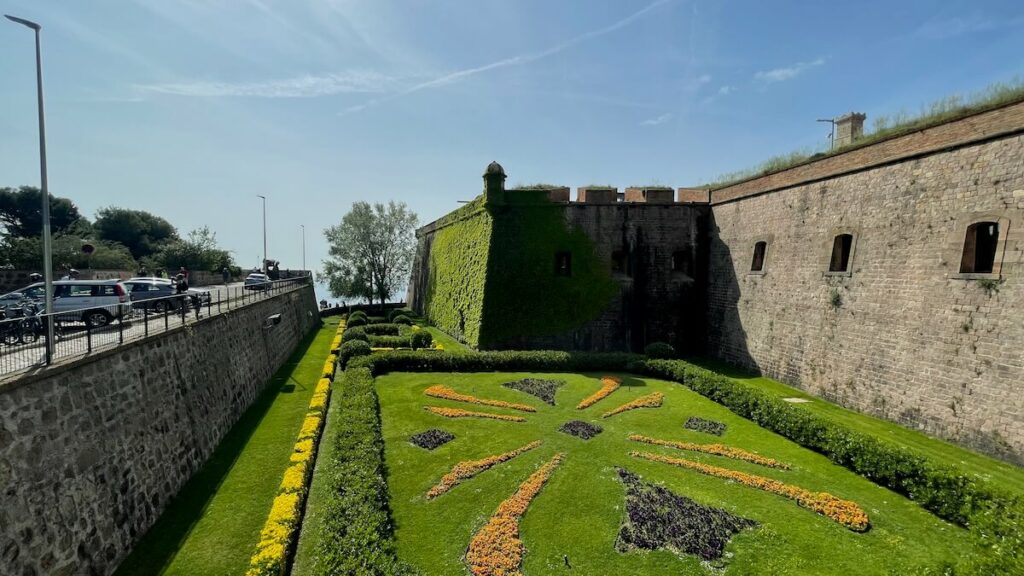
[706,133,1024,463]
[0,285,319,575]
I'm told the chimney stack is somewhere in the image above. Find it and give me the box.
[834,112,866,148]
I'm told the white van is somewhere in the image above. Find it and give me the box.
[19,280,132,327]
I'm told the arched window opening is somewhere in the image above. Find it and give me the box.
[828,234,854,272]
[554,251,572,276]
[960,221,999,274]
[750,241,767,272]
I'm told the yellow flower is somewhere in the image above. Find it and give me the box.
[298,415,321,441]
[279,461,308,493]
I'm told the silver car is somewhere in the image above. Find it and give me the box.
[19,280,132,327]
[123,277,209,311]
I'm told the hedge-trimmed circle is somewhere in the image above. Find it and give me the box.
[342,327,369,343]
[339,340,372,367]
[644,342,676,359]
[410,331,433,350]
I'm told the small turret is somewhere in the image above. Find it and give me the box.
[483,161,506,204]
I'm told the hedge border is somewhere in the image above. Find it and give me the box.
[308,350,1020,575]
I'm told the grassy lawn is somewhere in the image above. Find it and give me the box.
[376,371,974,575]
[114,318,337,576]
[690,358,1024,494]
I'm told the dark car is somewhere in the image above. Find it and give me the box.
[124,277,210,311]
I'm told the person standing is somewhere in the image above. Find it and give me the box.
[222,267,231,284]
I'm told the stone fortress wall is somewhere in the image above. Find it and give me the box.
[705,100,1024,464]
[0,284,320,576]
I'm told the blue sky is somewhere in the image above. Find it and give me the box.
[2,0,1023,296]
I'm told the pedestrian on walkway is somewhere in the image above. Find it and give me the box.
[222,267,231,284]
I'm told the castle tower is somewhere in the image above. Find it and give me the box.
[834,112,866,148]
[483,161,506,204]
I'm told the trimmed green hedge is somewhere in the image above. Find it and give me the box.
[341,327,368,343]
[364,324,402,336]
[308,367,417,576]
[368,335,412,348]
[338,340,371,368]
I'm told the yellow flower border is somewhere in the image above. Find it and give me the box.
[576,376,622,410]
[424,406,527,422]
[628,434,790,469]
[601,392,663,418]
[426,440,542,499]
[425,384,536,413]
[244,320,343,576]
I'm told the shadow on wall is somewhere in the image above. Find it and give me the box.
[703,209,759,372]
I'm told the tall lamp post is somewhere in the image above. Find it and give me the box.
[257,195,267,273]
[6,14,55,361]
[300,224,306,274]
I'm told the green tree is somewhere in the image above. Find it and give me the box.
[150,226,235,273]
[321,201,418,306]
[1,234,136,271]
[0,186,85,238]
[93,207,178,259]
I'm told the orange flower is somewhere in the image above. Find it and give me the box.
[424,406,526,423]
[628,434,790,469]
[601,392,663,418]
[425,385,536,413]
[631,451,869,531]
[427,440,542,499]
[576,376,622,410]
[465,453,565,576]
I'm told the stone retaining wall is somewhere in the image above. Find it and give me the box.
[0,283,319,575]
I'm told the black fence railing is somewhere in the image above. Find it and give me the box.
[0,276,310,377]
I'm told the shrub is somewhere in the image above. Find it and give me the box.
[388,308,413,321]
[347,310,367,321]
[307,368,416,575]
[644,341,676,359]
[341,327,368,344]
[369,335,411,348]
[410,331,433,350]
[345,315,367,328]
[392,314,413,325]
[338,340,371,368]
[364,323,402,336]
[368,315,387,324]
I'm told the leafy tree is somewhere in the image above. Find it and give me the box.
[322,201,418,306]
[149,226,235,273]
[1,234,136,271]
[93,207,178,259]
[0,186,84,238]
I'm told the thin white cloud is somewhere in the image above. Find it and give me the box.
[754,57,825,83]
[640,113,673,126]
[138,71,401,98]
[340,0,676,116]
[718,85,735,95]
[914,15,1021,39]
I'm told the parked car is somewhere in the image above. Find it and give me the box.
[244,273,271,290]
[0,291,30,308]
[19,280,131,327]
[124,277,210,311]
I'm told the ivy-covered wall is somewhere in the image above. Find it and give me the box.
[479,190,619,348]
[409,198,492,348]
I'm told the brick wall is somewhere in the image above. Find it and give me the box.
[0,284,320,575]
[706,133,1024,463]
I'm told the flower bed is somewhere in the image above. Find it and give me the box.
[576,376,622,409]
[558,420,603,440]
[426,440,542,498]
[502,378,564,405]
[410,429,455,451]
[424,406,526,422]
[684,416,727,436]
[631,451,870,531]
[616,468,758,561]
[602,392,663,418]
[245,358,334,575]
[465,453,565,576]
[424,384,536,412]
[629,434,789,469]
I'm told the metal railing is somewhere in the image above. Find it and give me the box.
[0,276,310,377]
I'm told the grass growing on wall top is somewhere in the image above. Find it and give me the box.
[113,319,337,576]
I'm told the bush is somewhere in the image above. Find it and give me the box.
[364,323,402,336]
[338,340,371,368]
[368,315,387,324]
[410,331,434,350]
[345,315,367,328]
[392,314,413,325]
[341,327,368,343]
[369,335,411,348]
[644,342,676,359]
[388,308,411,321]
[307,367,417,575]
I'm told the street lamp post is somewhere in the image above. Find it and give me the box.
[6,14,55,361]
[300,224,306,274]
[257,195,267,274]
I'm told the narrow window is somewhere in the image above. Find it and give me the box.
[672,251,690,275]
[750,241,767,272]
[960,221,999,274]
[828,234,853,272]
[555,252,572,276]
[611,251,626,274]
